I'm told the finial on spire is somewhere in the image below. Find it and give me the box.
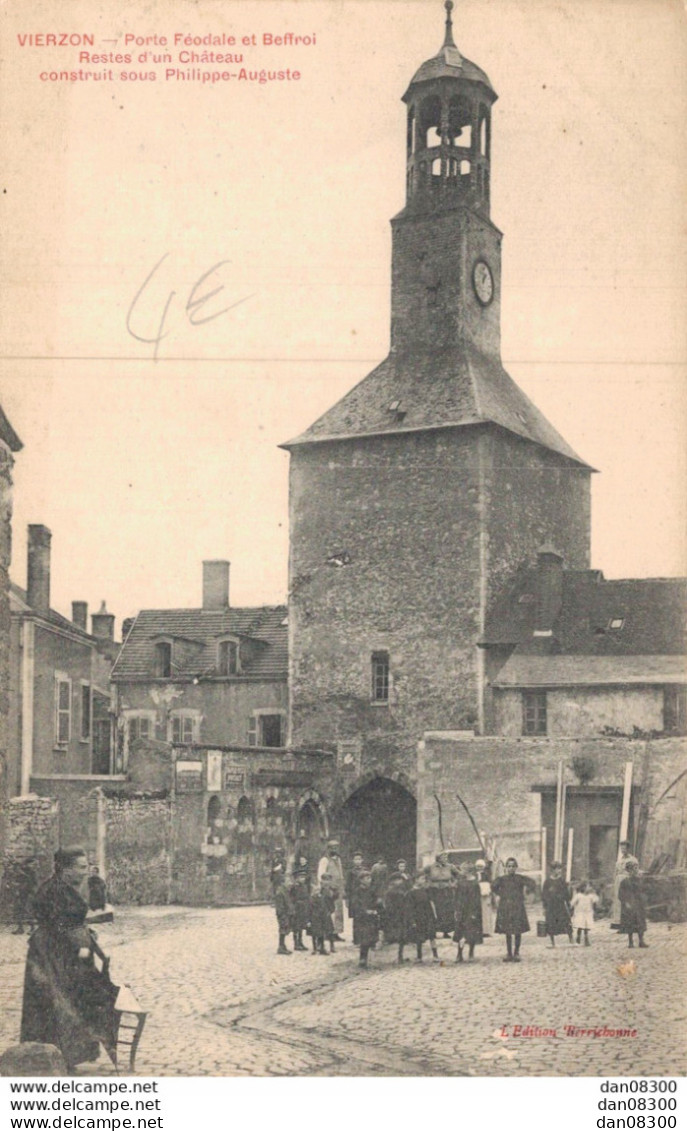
[443,0,456,48]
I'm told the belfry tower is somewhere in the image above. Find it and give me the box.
[282,3,592,856]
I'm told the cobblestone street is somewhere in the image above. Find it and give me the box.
[1,906,685,1077]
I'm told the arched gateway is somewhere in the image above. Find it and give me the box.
[337,776,417,867]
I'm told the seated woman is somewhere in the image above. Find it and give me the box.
[20,847,119,1072]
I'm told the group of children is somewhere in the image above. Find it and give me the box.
[272,849,649,969]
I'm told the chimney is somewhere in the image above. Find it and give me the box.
[202,560,230,611]
[122,616,136,641]
[91,600,115,641]
[27,524,51,614]
[72,601,88,631]
[534,545,564,636]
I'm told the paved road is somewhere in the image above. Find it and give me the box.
[1,906,684,1076]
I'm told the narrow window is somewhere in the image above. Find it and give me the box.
[55,675,72,745]
[522,692,547,735]
[128,715,151,743]
[155,641,172,678]
[431,156,442,177]
[218,639,238,676]
[426,125,441,148]
[81,683,91,741]
[260,715,283,747]
[460,159,471,177]
[371,651,390,703]
[664,687,687,735]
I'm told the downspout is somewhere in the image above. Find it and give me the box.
[20,619,35,795]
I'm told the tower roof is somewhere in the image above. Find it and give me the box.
[403,1,496,101]
[281,344,592,468]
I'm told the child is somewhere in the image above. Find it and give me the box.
[618,861,648,949]
[309,877,336,955]
[273,872,294,955]
[289,870,310,951]
[400,873,439,964]
[570,880,598,946]
[346,851,365,944]
[542,862,573,947]
[453,861,483,962]
[353,871,383,968]
[491,857,536,962]
[383,861,412,946]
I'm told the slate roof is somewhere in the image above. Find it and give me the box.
[111,606,288,682]
[404,43,495,99]
[482,569,687,668]
[281,345,591,467]
[10,582,94,641]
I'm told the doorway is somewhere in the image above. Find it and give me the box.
[338,777,417,868]
[589,825,619,884]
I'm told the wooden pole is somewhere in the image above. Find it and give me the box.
[566,826,574,883]
[541,826,548,886]
[619,761,634,852]
[553,760,563,862]
[558,781,568,861]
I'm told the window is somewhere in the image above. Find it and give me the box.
[371,651,390,703]
[217,639,239,676]
[248,711,285,748]
[155,641,172,678]
[523,691,547,735]
[54,674,71,745]
[608,617,625,631]
[80,683,91,742]
[663,687,687,735]
[171,714,198,745]
[128,715,152,743]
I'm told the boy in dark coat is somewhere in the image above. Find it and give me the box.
[353,871,383,968]
[309,877,336,955]
[273,872,294,955]
[618,861,648,948]
[400,874,439,964]
[453,861,483,961]
[541,861,573,947]
[492,857,536,962]
[289,871,310,951]
[383,860,413,945]
[87,866,107,912]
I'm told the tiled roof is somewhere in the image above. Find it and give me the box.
[492,654,686,689]
[281,345,590,467]
[482,570,687,657]
[111,606,288,681]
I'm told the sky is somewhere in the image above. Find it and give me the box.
[1,0,685,633]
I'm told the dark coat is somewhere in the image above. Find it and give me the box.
[87,875,107,912]
[492,872,536,935]
[274,886,294,932]
[402,886,437,944]
[370,862,389,901]
[453,876,483,945]
[618,876,647,934]
[383,874,412,943]
[309,890,335,939]
[353,887,383,949]
[289,882,311,931]
[20,875,119,1067]
[542,877,572,936]
[424,862,457,932]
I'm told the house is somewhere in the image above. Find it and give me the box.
[8,525,118,798]
[110,560,288,771]
[0,405,22,877]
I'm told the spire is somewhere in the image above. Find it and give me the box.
[443,0,456,48]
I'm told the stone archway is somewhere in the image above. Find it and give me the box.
[337,776,417,868]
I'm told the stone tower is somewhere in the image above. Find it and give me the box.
[282,3,592,853]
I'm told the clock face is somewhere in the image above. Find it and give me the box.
[472,260,494,306]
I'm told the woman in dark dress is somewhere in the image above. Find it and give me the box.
[453,862,483,961]
[399,874,439,964]
[20,847,119,1071]
[491,857,536,962]
[425,852,458,937]
[618,861,648,949]
[383,859,413,945]
[541,861,573,947]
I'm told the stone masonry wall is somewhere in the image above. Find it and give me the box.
[0,796,59,919]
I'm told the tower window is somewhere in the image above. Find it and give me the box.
[431,157,442,178]
[460,159,471,177]
[523,692,547,736]
[371,651,390,703]
[452,124,472,149]
[407,108,415,155]
[155,640,172,678]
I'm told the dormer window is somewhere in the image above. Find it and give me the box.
[155,640,172,678]
[217,638,239,676]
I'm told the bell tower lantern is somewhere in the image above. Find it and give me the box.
[403,1,496,216]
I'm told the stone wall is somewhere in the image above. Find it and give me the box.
[105,793,171,905]
[0,796,59,919]
[417,732,687,880]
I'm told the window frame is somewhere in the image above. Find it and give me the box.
[169,711,200,746]
[80,681,91,743]
[248,709,286,748]
[522,690,548,736]
[154,639,173,678]
[54,672,72,747]
[217,637,240,677]
[371,650,390,705]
